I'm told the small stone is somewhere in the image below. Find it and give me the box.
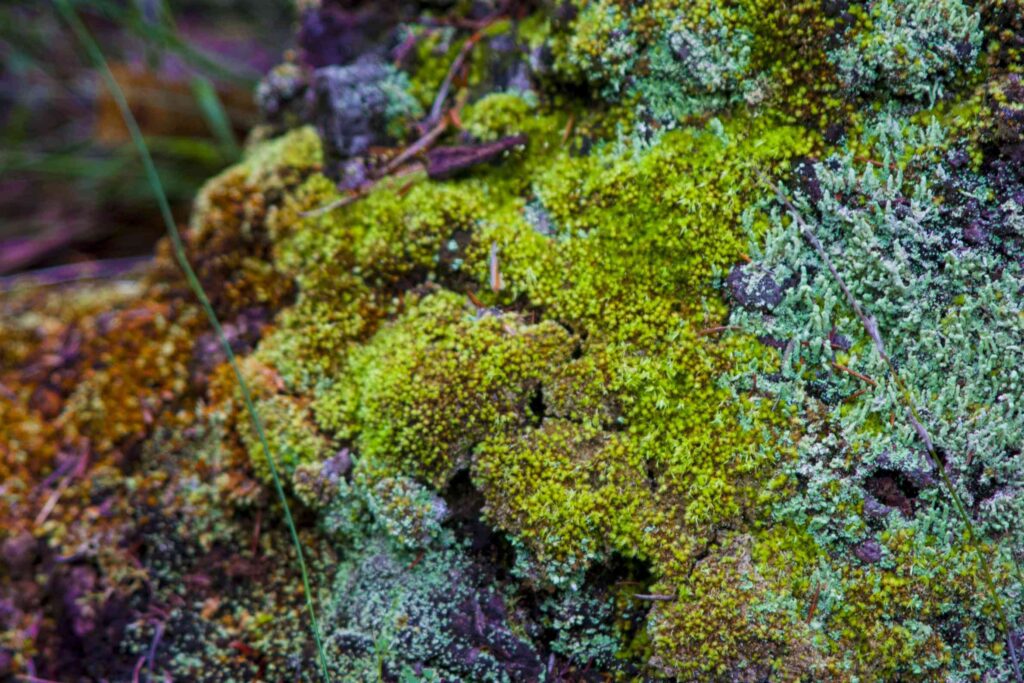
[312,59,416,160]
[726,265,785,313]
[963,223,987,246]
[323,448,353,481]
[863,494,892,518]
[853,539,883,564]
[256,62,309,128]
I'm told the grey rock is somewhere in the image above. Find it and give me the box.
[863,494,893,518]
[726,265,785,313]
[853,539,883,564]
[312,59,413,160]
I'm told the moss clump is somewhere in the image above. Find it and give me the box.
[317,290,573,487]
[730,113,1024,678]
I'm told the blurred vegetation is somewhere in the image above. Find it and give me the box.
[0,0,295,273]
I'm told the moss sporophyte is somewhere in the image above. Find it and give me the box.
[5,0,1023,680]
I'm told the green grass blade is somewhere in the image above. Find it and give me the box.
[190,75,241,159]
[53,2,331,680]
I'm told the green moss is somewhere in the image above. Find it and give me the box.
[233,358,333,482]
[241,104,818,674]
[461,91,537,141]
[829,0,982,102]
[317,290,572,487]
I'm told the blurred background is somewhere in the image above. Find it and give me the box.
[0,1,295,278]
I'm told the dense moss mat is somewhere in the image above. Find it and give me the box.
[4,0,1024,680]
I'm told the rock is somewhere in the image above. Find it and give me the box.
[256,62,310,129]
[726,265,786,313]
[298,4,393,69]
[863,494,893,518]
[312,58,418,160]
[323,448,353,481]
[853,539,883,564]
[963,222,987,246]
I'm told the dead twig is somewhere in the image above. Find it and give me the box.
[34,448,89,528]
[806,582,822,623]
[379,117,450,178]
[489,242,503,293]
[427,22,494,127]
[697,325,739,337]
[631,593,677,602]
[830,362,877,387]
[842,387,869,403]
[299,190,364,219]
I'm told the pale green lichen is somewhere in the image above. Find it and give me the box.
[829,0,983,103]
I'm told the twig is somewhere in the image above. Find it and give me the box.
[489,242,503,293]
[842,387,869,403]
[33,476,71,528]
[697,325,739,337]
[806,582,822,623]
[631,593,677,602]
[34,447,88,527]
[132,655,146,683]
[379,117,449,178]
[146,620,165,680]
[465,289,485,309]
[405,549,426,571]
[427,23,494,127]
[298,190,364,219]
[830,362,877,387]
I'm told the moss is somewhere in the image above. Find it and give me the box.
[461,91,537,142]
[731,112,1024,677]
[317,290,573,486]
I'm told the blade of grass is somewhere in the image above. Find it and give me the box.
[190,75,241,159]
[53,2,331,681]
[159,0,241,160]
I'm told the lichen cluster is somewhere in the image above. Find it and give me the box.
[3,0,1024,680]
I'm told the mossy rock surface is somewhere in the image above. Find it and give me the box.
[3,1,1024,681]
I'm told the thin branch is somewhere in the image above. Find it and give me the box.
[427,22,494,127]
[631,593,677,602]
[831,362,877,387]
[697,325,739,337]
[299,189,365,219]
[379,117,449,177]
